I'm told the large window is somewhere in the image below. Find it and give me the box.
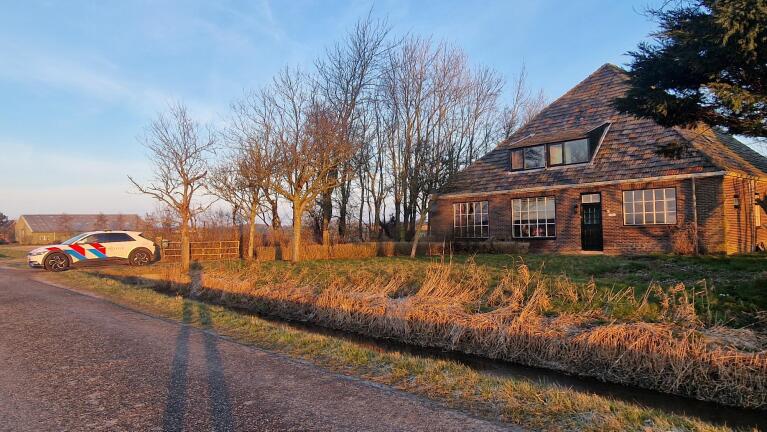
[453,201,489,238]
[512,197,556,238]
[623,188,677,225]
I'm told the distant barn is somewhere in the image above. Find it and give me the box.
[15,214,142,245]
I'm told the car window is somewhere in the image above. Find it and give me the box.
[101,233,134,243]
[62,233,88,245]
[78,235,101,244]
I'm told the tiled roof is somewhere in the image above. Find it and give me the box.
[20,214,142,232]
[504,126,595,149]
[441,64,767,195]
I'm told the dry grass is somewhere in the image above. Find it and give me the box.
[97,257,767,409]
[250,241,527,261]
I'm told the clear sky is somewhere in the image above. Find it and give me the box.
[0,0,666,219]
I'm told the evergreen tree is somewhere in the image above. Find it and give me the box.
[616,0,767,137]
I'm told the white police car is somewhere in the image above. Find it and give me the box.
[27,231,157,271]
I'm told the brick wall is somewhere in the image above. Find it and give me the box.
[429,176,727,255]
[722,176,767,254]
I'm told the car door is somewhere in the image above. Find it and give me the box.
[98,233,135,258]
[74,234,109,260]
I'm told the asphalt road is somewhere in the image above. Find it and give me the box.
[0,266,513,432]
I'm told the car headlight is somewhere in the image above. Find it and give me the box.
[28,250,46,256]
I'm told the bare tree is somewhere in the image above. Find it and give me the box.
[314,12,390,244]
[258,68,356,262]
[206,162,249,256]
[377,36,511,255]
[129,103,216,271]
[498,65,547,140]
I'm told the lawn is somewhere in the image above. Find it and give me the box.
[0,244,33,260]
[174,253,767,328]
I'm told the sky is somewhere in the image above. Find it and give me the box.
[0,0,668,219]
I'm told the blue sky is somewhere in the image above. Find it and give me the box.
[0,0,665,219]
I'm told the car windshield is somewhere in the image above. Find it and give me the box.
[61,233,88,245]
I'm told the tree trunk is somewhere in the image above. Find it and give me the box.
[232,205,243,259]
[180,212,191,271]
[268,196,281,245]
[321,191,331,248]
[291,202,303,263]
[410,201,431,258]
[247,202,258,260]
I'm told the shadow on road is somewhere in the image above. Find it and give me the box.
[162,266,234,432]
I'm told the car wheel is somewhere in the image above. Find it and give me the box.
[129,248,153,266]
[44,252,70,272]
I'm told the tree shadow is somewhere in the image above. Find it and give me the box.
[161,267,234,432]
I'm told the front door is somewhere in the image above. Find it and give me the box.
[581,193,603,251]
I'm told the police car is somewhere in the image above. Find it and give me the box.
[27,231,157,271]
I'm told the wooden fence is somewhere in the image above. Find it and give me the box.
[161,240,240,262]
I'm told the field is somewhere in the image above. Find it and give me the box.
[2,246,766,430]
[183,253,767,328]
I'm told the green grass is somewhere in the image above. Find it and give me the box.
[176,253,767,327]
[0,245,32,260]
[40,268,740,432]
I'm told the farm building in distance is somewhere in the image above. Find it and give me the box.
[15,214,142,245]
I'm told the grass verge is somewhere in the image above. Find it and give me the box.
[36,267,747,432]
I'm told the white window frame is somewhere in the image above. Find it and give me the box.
[623,187,677,225]
[755,194,762,227]
[453,201,489,238]
[512,196,556,238]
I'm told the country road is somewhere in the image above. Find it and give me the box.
[0,266,513,432]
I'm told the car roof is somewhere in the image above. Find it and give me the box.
[79,230,140,236]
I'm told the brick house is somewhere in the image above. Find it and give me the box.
[429,64,767,254]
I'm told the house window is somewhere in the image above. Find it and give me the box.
[510,138,593,171]
[564,139,589,164]
[549,143,563,165]
[511,149,523,170]
[512,197,556,238]
[755,194,763,227]
[623,188,677,225]
[453,201,489,238]
[581,193,601,203]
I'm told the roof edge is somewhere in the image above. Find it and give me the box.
[436,170,726,200]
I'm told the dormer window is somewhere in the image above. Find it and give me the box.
[509,122,610,172]
[524,146,545,169]
[564,138,589,164]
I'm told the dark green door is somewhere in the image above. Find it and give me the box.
[581,193,603,251]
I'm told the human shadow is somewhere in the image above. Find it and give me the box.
[161,264,234,432]
[162,301,192,432]
[198,302,234,431]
